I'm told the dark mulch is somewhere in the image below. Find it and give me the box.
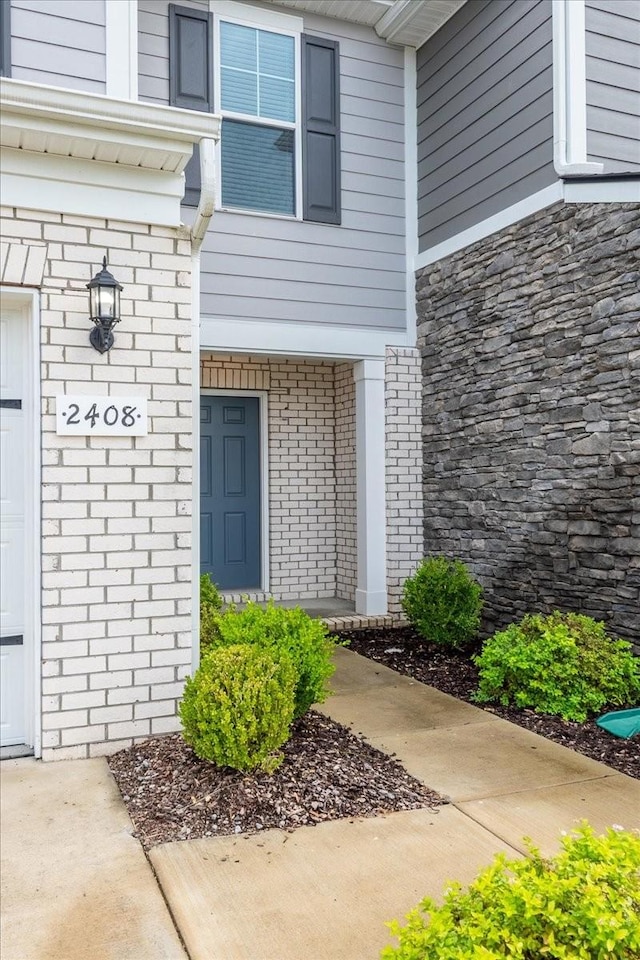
[343,626,640,781]
[108,710,444,850]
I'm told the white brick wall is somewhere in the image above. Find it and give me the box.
[201,354,338,600]
[200,351,424,615]
[1,207,194,760]
[385,347,424,614]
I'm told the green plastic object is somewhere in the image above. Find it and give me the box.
[595,708,640,739]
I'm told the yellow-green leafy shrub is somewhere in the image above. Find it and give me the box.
[401,557,483,649]
[382,823,640,960]
[179,644,296,772]
[200,573,222,613]
[200,599,337,718]
[474,611,640,721]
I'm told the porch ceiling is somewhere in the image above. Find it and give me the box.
[261,0,467,47]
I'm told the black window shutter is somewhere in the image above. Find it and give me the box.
[169,4,213,206]
[302,34,341,225]
[0,0,11,78]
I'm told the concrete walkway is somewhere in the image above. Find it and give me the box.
[2,648,639,960]
[1,756,186,960]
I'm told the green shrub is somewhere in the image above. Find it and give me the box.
[199,575,223,651]
[201,600,337,718]
[200,573,222,613]
[200,599,223,651]
[401,557,483,649]
[382,822,640,960]
[474,611,640,722]
[179,644,296,772]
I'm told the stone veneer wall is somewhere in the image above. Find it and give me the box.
[201,354,338,599]
[416,201,640,644]
[1,205,194,760]
[385,347,425,614]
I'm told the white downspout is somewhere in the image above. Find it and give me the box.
[190,138,216,671]
[552,0,603,177]
[191,139,216,252]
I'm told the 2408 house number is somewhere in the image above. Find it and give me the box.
[56,395,148,436]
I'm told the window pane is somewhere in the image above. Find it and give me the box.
[259,76,294,122]
[221,66,257,116]
[259,31,294,80]
[222,120,295,216]
[220,22,256,71]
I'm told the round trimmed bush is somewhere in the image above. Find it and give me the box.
[401,557,483,649]
[179,644,296,772]
[474,610,640,722]
[382,823,640,960]
[200,599,337,718]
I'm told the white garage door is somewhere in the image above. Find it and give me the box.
[0,302,28,747]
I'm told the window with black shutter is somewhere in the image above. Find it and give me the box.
[169,4,340,222]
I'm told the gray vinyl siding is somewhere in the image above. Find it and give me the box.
[585,0,640,173]
[417,0,555,253]
[139,2,406,331]
[9,0,106,94]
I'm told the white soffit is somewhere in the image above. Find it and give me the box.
[260,0,466,46]
[0,77,220,175]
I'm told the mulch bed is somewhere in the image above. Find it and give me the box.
[108,710,444,850]
[108,625,637,849]
[343,626,640,781]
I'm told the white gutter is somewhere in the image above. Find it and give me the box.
[552,0,603,177]
[375,0,415,41]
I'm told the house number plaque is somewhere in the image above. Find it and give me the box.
[56,395,148,436]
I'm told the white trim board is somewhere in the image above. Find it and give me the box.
[564,178,640,203]
[200,389,270,597]
[1,148,184,227]
[200,315,410,360]
[191,253,202,673]
[404,46,418,348]
[106,0,138,100]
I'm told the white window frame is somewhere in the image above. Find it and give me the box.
[212,1,303,220]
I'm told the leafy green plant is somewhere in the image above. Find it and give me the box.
[201,599,337,718]
[382,822,640,960]
[200,573,222,613]
[179,644,296,772]
[474,611,640,722]
[401,556,483,649]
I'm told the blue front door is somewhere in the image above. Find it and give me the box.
[200,396,261,590]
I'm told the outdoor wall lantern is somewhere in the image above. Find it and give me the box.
[87,256,123,353]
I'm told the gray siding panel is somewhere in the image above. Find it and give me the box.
[417,0,555,253]
[139,1,406,332]
[10,0,105,93]
[586,0,640,172]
